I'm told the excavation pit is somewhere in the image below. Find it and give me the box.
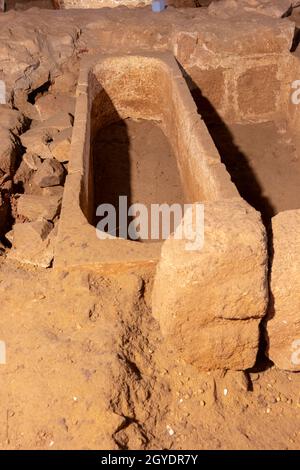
[55,52,236,271]
[198,116,300,225]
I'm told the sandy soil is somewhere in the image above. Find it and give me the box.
[0,259,300,450]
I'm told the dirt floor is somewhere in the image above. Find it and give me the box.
[93,119,185,240]
[1,260,300,450]
[204,119,300,224]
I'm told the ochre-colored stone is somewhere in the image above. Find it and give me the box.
[237,65,280,117]
[208,0,292,19]
[267,210,300,371]
[152,199,268,371]
[17,194,61,222]
[35,93,75,121]
[187,66,226,111]
[8,219,54,268]
[50,128,72,162]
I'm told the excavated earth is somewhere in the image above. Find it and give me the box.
[1,2,300,450]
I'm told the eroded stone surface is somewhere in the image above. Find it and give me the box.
[17,194,61,222]
[34,159,65,187]
[8,219,54,267]
[20,127,57,159]
[0,105,26,134]
[35,94,75,121]
[0,129,19,175]
[13,160,34,190]
[23,152,42,171]
[50,128,72,162]
[208,0,292,19]
[152,198,268,370]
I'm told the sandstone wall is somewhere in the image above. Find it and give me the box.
[175,21,294,124]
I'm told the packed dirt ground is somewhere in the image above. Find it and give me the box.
[1,260,300,450]
[1,0,300,450]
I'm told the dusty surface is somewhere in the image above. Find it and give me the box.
[0,260,300,450]
[204,120,300,223]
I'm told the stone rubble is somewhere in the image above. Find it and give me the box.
[0,4,298,372]
[0,129,19,175]
[0,190,8,237]
[20,127,58,160]
[35,93,76,121]
[13,160,34,191]
[17,194,62,222]
[34,158,65,188]
[23,153,42,171]
[49,128,72,162]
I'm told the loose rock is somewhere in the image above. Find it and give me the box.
[35,93,75,121]
[34,159,65,188]
[23,153,42,171]
[8,219,54,268]
[0,128,19,175]
[50,128,72,162]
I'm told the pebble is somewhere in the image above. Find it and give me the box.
[166,425,175,436]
